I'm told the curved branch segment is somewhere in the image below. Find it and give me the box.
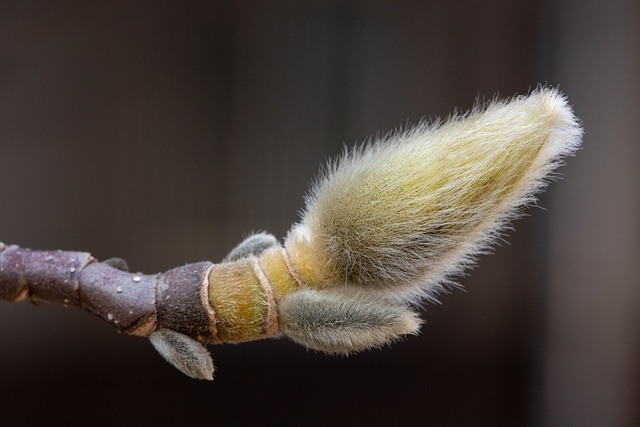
[0,245,95,304]
[0,245,214,341]
[79,261,157,335]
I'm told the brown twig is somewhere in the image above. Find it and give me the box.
[0,243,213,341]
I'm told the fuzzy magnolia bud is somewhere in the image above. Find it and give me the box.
[284,87,582,303]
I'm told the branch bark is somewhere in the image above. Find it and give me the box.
[0,243,214,341]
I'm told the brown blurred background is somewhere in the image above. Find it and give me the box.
[0,1,638,426]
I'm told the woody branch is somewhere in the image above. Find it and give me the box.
[0,242,214,342]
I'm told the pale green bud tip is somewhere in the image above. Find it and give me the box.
[287,87,582,302]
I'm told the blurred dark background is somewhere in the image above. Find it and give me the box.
[0,1,638,426]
